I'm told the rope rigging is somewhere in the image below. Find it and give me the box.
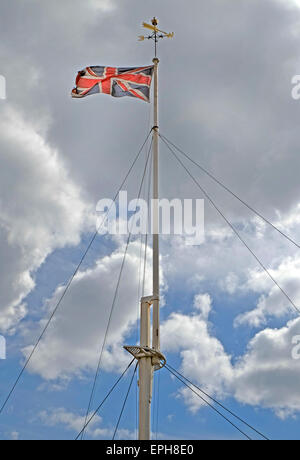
[112,362,139,440]
[2,128,294,440]
[160,135,300,317]
[165,365,253,441]
[166,364,269,440]
[0,130,152,418]
[80,139,153,439]
[75,358,135,440]
[2,11,292,441]
[160,133,300,251]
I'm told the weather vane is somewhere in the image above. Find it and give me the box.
[138,17,174,57]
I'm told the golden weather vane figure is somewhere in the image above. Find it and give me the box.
[138,17,174,57]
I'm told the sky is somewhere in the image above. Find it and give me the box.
[1,0,300,440]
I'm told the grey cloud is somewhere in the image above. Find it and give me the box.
[23,240,154,380]
[0,105,90,331]
[2,0,300,419]
[2,0,300,218]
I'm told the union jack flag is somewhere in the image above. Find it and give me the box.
[71,65,154,102]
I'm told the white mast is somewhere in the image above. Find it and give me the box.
[152,42,160,353]
[124,18,173,441]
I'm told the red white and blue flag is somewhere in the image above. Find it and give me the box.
[71,65,154,102]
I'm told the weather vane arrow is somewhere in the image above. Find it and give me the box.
[138,17,174,57]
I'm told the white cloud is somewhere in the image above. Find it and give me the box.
[234,317,300,417]
[89,0,114,11]
[220,272,239,295]
[235,256,300,327]
[34,309,300,435]
[39,407,136,439]
[39,407,109,438]
[161,294,233,411]
[193,293,212,320]
[162,294,300,418]
[23,240,154,381]
[162,202,300,329]
[0,105,91,332]
[2,0,300,434]
[279,0,300,10]
[10,431,20,440]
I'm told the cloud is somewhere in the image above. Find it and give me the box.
[193,293,212,320]
[220,272,240,295]
[23,240,154,381]
[161,294,233,410]
[2,0,300,435]
[235,256,300,327]
[39,407,109,438]
[39,407,136,439]
[26,273,300,418]
[89,0,114,11]
[2,0,300,219]
[234,317,300,417]
[0,105,91,332]
[10,431,20,441]
[162,293,300,417]
[280,0,300,9]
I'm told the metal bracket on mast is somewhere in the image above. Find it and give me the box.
[124,295,166,440]
[123,346,166,370]
[124,295,166,371]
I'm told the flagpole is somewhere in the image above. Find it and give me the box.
[137,23,160,441]
[124,18,172,441]
[152,55,160,352]
[138,42,160,443]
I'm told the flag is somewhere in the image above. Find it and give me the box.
[71,65,154,102]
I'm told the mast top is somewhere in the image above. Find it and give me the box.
[138,17,174,58]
